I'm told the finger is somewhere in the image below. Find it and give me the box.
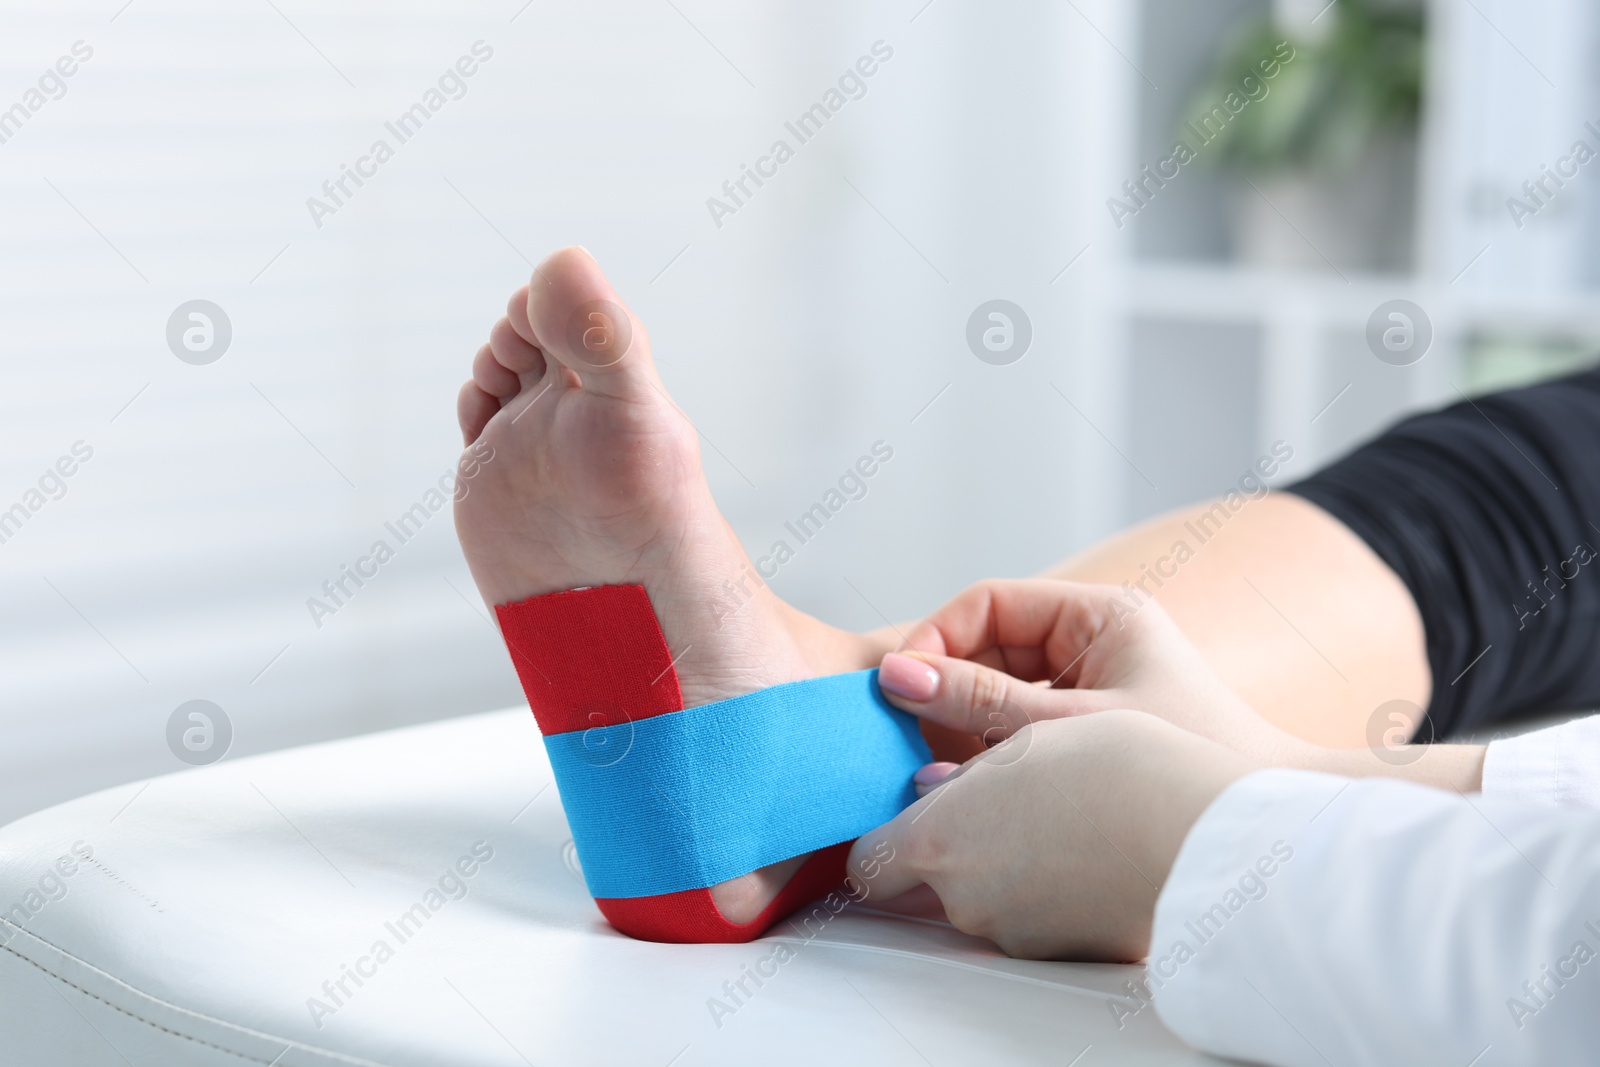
[473,341,522,400]
[878,650,1106,740]
[898,617,948,656]
[488,316,547,379]
[897,621,1015,680]
[845,800,938,903]
[919,717,989,765]
[913,761,961,798]
[849,739,1011,901]
[915,579,1139,685]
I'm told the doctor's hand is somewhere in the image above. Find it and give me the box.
[846,711,1255,961]
[878,579,1304,773]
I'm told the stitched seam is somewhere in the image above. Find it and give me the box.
[0,924,389,1067]
[2,940,282,1065]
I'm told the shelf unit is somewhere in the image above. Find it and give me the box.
[1093,0,1600,522]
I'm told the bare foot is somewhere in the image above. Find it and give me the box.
[456,247,864,921]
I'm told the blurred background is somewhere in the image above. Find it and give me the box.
[2,0,1597,823]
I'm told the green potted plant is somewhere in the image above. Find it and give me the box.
[1184,0,1425,272]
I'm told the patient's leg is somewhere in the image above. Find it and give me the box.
[1044,367,1600,747]
[1037,494,1429,748]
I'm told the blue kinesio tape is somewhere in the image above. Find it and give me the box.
[544,668,932,899]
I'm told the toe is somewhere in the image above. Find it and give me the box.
[525,246,653,398]
[473,340,523,400]
[489,313,549,380]
[507,285,535,342]
[457,380,499,445]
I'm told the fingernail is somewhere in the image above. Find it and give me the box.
[914,762,959,785]
[880,653,939,701]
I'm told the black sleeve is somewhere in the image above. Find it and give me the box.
[1286,366,1600,740]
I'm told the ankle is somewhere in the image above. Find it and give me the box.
[781,606,893,675]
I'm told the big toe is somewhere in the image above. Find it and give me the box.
[526,246,653,397]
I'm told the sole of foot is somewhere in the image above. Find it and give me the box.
[455,246,882,922]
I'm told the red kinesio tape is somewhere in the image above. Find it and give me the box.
[495,584,850,944]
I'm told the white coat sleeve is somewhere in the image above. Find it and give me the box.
[1482,714,1600,809]
[1149,769,1600,1067]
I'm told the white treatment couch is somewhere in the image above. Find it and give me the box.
[0,708,1220,1065]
